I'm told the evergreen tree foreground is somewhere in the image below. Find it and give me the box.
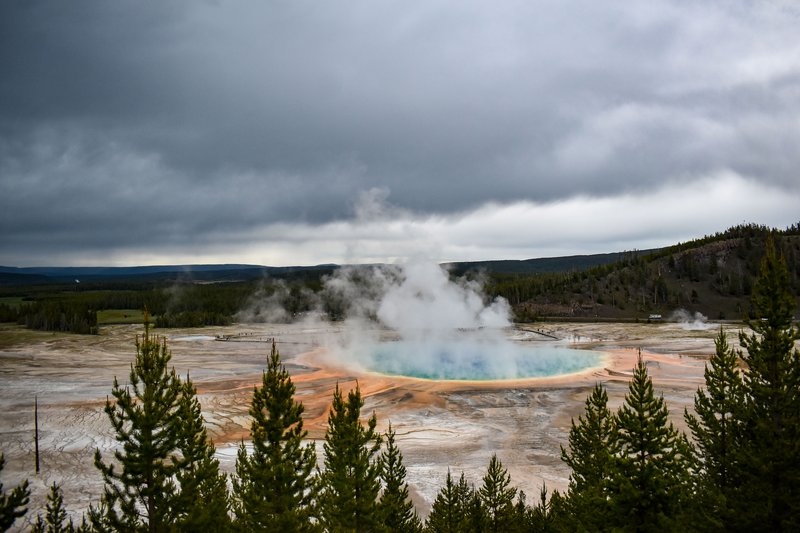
[0,453,30,532]
[90,315,229,532]
[232,340,318,531]
[378,424,422,532]
[319,382,383,532]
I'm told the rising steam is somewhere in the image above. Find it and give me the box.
[669,308,714,331]
[237,260,602,380]
[321,262,600,380]
[376,262,510,332]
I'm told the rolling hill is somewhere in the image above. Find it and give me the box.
[489,223,800,321]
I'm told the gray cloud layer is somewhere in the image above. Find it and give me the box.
[1,1,799,265]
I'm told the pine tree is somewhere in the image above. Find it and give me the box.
[232,340,318,531]
[512,491,529,533]
[478,454,517,533]
[90,321,184,532]
[0,453,29,532]
[560,383,615,530]
[32,483,75,533]
[526,485,566,533]
[319,382,382,532]
[733,238,800,531]
[377,424,422,532]
[425,470,469,533]
[454,472,474,522]
[684,327,745,530]
[173,377,230,532]
[463,490,485,533]
[91,318,227,532]
[609,354,692,532]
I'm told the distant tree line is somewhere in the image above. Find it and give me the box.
[0,281,307,332]
[3,240,799,531]
[16,301,98,335]
[1,222,798,331]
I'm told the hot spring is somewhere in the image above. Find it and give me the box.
[358,338,605,381]
[323,262,606,381]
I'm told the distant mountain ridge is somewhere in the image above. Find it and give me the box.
[0,250,660,284]
[0,264,339,285]
[0,264,261,276]
[446,250,658,276]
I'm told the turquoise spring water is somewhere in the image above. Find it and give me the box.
[366,340,604,381]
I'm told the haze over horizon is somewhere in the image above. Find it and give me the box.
[2,1,799,268]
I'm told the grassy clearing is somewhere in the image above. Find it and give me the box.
[97,309,145,325]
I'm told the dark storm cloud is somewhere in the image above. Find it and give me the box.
[1,0,799,265]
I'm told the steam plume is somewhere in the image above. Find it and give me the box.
[237,260,601,380]
[323,262,598,380]
[670,309,713,331]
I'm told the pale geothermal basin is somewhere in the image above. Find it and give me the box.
[0,321,742,528]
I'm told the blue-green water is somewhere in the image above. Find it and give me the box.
[366,340,604,381]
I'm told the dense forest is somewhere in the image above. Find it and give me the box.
[0,278,321,333]
[489,223,800,321]
[2,241,799,531]
[1,223,798,334]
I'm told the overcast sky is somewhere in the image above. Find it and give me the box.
[1,1,798,267]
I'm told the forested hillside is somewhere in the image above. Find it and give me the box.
[490,223,800,321]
